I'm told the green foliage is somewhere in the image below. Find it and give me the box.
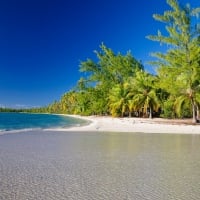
[108,83,131,117]
[160,98,176,118]
[79,43,143,86]
[174,95,192,118]
[147,0,200,122]
[0,107,24,113]
[13,0,200,123]
[47,100,62,113]
[77,43,143,116]
[130,70,161,118]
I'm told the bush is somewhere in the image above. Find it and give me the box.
[160,99,176,118]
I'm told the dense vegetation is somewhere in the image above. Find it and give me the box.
[2,0,200,122]
[44,0,200,122]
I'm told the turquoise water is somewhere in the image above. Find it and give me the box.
[0,112,88,131]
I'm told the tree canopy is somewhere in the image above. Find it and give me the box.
[22,0,200,123]
[147,0,200,122]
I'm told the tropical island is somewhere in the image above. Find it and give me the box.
[1,0,200,127]
[41,0,200,125]
[1,1,200,199]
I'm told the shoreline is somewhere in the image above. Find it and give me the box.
[49,115,200,134]
[0,114,199,135]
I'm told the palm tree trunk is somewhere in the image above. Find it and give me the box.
[192,103,197,123]
[197,105,199,120]
[149,107,152,119]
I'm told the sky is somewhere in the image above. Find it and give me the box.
[0,0,199,108]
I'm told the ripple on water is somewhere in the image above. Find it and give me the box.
[0,132,200,200]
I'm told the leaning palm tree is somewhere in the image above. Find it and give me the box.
[131,70,160,118]
[174,85,200,123]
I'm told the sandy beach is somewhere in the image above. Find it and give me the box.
[50,115,200,134]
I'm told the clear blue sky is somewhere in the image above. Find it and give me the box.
[0,0,198,108]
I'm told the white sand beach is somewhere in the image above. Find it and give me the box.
[53,115,200,134]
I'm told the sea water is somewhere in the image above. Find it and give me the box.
[0,112,88,131]
[0,132,200,200]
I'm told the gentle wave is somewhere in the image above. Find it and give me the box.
[0,128,44,135]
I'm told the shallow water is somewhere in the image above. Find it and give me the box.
[0,131,200,200]
[0,113,88,131]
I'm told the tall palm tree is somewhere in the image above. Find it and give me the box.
[131,71,160,118]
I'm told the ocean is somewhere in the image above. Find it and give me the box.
[0,112,88,131]
[1,113,200,199]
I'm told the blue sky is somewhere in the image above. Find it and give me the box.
[0,0,199,108]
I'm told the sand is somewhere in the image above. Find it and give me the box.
[1,115,199,135]
[52,115,200,134]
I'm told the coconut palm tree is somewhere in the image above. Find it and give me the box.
[174,85,200,123]
[108,82,131,117]
[131,70,160,118]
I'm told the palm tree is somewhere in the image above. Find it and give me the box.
[147,0,200,122]
[174,85,200,123]
[131,71,160,118]
[108,83,131,117]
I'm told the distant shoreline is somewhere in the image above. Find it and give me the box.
[49,115,200,134]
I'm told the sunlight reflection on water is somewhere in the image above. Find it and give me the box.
[0,131,200,200]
